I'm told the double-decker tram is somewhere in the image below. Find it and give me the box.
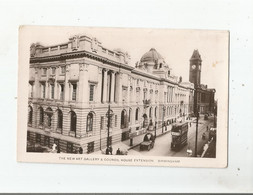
[171,122,188,151]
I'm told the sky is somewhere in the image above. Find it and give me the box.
[26,26,229,99]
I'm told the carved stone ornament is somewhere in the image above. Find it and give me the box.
[71,35,80,50]
[91,37,98,52]
[98,67,103,74]
[66,64,70,72]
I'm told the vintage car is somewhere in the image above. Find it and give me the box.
[140,133,155,151]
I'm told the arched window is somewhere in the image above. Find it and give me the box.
[121,110,127,129]
[57,109,63,131]
[38,107,44,126]
[45,107,53,128]
[86,112,93,132]
[70,111,77,133]
[135,108,139,121]
[28,106,33,125]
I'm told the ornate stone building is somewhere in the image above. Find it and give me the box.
[27,34,194,154]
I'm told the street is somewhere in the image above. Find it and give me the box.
[128,115,215,157]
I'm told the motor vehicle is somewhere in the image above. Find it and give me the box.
[140,133,155,151]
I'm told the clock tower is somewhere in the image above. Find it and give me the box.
[189,49,202,87]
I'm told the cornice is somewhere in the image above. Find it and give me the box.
[30,50,134,71]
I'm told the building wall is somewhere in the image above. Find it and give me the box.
[27,35,195,154]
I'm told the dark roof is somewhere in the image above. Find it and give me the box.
[190,49,201,60]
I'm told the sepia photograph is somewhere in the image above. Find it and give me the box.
[18,26,228,167]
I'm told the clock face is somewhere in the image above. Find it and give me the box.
[192,65,196,69]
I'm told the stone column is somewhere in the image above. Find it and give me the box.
[132,79,136,103]
[54,67,58,99]
[78,63,89,104]
[118,73,123,103]
[107,72,110,102]
[110,71,115,103]
[34,68,39,98]
[140,88,143,104]
[64,64,70,102]
[97,67,103,103]
[102,69,108,103]
[46,82,49,99]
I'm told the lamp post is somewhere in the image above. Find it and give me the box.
[106,104,114,148]
[195,108,199,157]
[194,88,199,157]
[162,106,166,133]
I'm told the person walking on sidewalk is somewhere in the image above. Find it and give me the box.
[116,148,121,155]
[105,147,109,155]
[109,145,113,155]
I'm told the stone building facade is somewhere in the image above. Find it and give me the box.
[27,34,194,154]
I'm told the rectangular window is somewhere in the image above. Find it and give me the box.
[89,84,95,101]
[72,83,77,101]
[115,115,117,127]
[42,83,46,98]
[61,66,66,74]
[122,87,127,102]
[52,67,56,75]
[87,141,94,154]
[100,116,104,130]
[51,84,55,99]
[43,68,47,75]
[60,84,64,100]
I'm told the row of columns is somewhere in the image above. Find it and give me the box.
[101,69,122,104]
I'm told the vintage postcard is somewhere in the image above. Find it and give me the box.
[17,26,229,167]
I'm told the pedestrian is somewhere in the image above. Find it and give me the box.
[105,147,109,155]
[57,146,61,153]
[52,143,57,153]
[206,126,209,131]
[109,145,113,155]
[187,148,193,157]
[116,148,121,155]
[190,122,191,127]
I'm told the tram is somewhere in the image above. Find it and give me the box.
[171,122,188,151]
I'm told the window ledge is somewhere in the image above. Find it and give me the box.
[56,129,62,134]
[69,131,76,137]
